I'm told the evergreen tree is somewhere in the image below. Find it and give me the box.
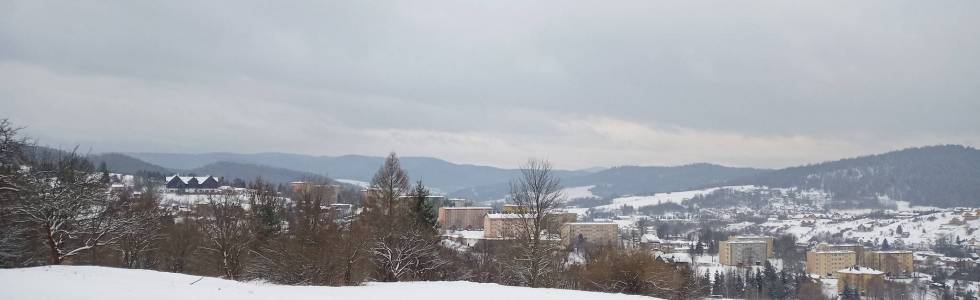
[733,271,746,298]
[755,268,765,294]
[712,271,725,296]
[98,161,110,184]
[701,272,711,293]
[935,270,949,286]
[763,260,777,285]
[841,283,860,300]
[409,180,437,232]
[881,238,891,250]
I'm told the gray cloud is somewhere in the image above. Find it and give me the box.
[2,0,979,169]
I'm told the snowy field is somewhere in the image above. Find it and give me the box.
[161,193,252,206]
[562,185,598,200]
[336,178,370,188]
[0,266,657,300]
[594,185,758,211]
[728,210,980,248]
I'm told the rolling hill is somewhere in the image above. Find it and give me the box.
[726,145,980,207]
[87,153,170,175]
[451,163,766,201]
[189,161,328,185]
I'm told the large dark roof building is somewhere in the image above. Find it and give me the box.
[165,175,220,190]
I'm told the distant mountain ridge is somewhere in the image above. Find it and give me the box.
[125,152,591,192]
[88,145,980,208]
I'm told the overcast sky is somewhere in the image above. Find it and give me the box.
[2,1,979,169]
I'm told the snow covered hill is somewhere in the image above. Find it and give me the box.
[594,185,757,211]
[562,185,599,200]
[0,266,656,300]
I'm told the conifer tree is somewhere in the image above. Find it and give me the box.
[409,180,437,232]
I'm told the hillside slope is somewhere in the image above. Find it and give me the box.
[190,161,328,185]
[0,266,655,300]
[87,153,170,174]
[452,163,764,201]
[727,145,980,207]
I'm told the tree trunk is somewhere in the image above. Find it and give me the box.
[44,226,61,265]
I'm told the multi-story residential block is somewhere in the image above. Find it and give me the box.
[806,249,857,278]
[483,211,581,239]
[732,236,774,256]
[718,236,774,266]
[822,244,866,265]
[864,250,914,278]
[502,204,529,214]
[560,222,619,248]
[483,213,527,239]
[290,182,339,205]
[719,239,770,266]
[438,207,492,230]
[835,267,885,295]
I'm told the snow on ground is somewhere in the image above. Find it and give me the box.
[561,207,591,218]
[336,179,370,188]
[745,210,980,248]
[0,266,658,300]
[161,193,252,206]
[443,230,486,248]
[656,253,784,277]
[892,200,943,212]
[595,185,757,211]
[562,185,598,200]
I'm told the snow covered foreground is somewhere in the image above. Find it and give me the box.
[0,266,656,300]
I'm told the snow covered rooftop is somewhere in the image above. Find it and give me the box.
[442,207,492,210]
[165,175,215,184]
[486,213,533,219]
[871,250,913,254]
[811,250,856,254]
[727,240,768,244]
[836,267,884,275]
[641,233,662,243]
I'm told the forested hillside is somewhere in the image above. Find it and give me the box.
[727,145,980,207]
[452,163,764,201]
[190,161,329,185]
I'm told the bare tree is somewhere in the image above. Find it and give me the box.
[371,226,443,281]
[507,159,566,287]
[340,220,371,285]
[10,152,135,264]
[199,193,253,280]
[112,187,168,269]
[362,153,444,282]
[249,179,350,285]
[0,120,26,265]
[159,209,201,273]
[368,152,410,216]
